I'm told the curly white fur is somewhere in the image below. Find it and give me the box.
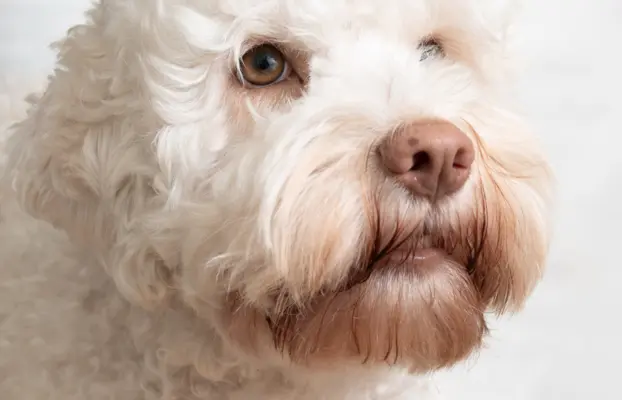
[0,0,553,399]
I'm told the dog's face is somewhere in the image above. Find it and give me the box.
[9,0,552,374]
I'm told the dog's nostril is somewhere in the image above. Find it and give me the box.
[453,149,469,169]
[411,151,431,171]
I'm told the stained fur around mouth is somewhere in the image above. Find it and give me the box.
[264,201,493,360]
[348,185,493,293]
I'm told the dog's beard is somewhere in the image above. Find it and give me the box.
[267,256,484,372]
[267,186,494,371]
[221,177,524,372]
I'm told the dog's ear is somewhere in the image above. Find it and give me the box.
[4,4,174,309]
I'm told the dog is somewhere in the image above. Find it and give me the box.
[0,0,553,398]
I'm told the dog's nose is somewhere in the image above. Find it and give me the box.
[379,120,474,201]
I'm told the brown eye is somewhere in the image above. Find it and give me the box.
[238,44,290,87]
[419,37,444,61]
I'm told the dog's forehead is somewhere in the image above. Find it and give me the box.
[210,0,429,19]
[187,0,490,50]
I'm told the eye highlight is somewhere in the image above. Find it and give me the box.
[238,44,291,87]
[419,37,444,61]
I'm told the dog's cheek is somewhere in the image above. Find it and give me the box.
[269,166,369,303]
[478,171,552,313]
[463,111,554,313]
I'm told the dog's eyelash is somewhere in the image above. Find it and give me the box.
[419,37,444,61]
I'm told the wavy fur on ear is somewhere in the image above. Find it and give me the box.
[3,3,173,309]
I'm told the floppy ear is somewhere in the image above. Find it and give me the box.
[3,3,174,309]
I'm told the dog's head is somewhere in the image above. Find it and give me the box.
[7,0,552,373]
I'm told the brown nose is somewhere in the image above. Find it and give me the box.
[379,120,475,201]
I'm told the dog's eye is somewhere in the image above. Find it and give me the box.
[419,37,444,61]
[238,44,291,87]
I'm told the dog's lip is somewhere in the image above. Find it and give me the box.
[341,245,449,291]
[377,246,447,269]
[344,236,452,290]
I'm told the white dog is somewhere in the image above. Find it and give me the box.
[0,0,553,399]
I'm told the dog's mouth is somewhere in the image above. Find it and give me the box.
[378,245,449,272]
[343,234,454,292]
[262,227,486,370]
[223,207,495,371]
[342,210,483,294]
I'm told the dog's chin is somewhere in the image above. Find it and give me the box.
[263,243,487,372]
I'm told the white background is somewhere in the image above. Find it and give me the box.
[1,1,621,399]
